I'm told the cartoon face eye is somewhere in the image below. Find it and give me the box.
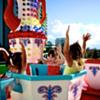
[97,67,100,70]
[89,66,92,70]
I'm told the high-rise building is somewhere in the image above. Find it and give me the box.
[55,37,65,46]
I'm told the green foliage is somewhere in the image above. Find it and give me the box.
[85,48,100,58]
[43,41,53,57]
[0,63,8,74]
[92,49,98,59]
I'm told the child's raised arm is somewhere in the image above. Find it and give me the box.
[63,25,73,66]
[20,42,27,72]
[56,45,65,65]
[82,33,91,56]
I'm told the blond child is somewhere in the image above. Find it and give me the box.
[42,45,65,65]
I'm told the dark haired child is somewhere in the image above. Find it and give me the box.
[41,45,65,75]
[42,45,65,65]
[8,42,26,73]
[0,48,9,78]
[63,25,91,74]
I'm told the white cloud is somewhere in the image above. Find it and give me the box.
[48,19,100,49]
[47,34,55,43]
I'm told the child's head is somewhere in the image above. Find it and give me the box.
[0,49,9,62]
[9,42,26,73]
[48,49,56,58]
[0,48,9,78]
[47,49,56,64]
[47,47,64,65]
[70,42,82,60]
[9,52,22,73]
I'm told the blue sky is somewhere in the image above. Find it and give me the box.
[46,0,100,49]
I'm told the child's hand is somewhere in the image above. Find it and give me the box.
[9,65,19,73]
[56,45,62,53]
[83,33,91,42]
[19,42,24,49]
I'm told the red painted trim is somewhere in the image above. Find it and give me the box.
[26,64,31,75]
[8,31,47,39]
[39,0,46,24]
[83,87,100,96]
[4,0,20,31]
[48,65,60,75]
[85,59,100,64]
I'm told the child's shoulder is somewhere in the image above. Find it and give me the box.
[73,58,84,66]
